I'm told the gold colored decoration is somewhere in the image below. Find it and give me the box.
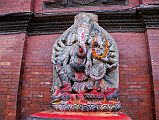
[92,36,109,59]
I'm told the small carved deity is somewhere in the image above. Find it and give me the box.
[51,13,121,112]
[47,0,125,7]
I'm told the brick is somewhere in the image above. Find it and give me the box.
[0,0,33,14]
[0,62,11,66]
[145,29,159,120]
[0,33,26,120]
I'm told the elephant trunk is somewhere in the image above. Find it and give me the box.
[78,44,87,58]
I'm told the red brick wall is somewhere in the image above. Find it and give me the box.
[19,35,59,119]
[0,0,33,15]
[0,33,27,120]
[0,29,157,120]
[9,33,152,120]
[145,29,159,120]
[112,33,154,120]
[0,32,156,120]
[142,0,155,4]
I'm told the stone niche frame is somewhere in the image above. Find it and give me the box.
[43,0,128,9]
[0,5,159,35]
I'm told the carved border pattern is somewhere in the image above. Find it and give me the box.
[43,0,127,9]
[0,5,159,35]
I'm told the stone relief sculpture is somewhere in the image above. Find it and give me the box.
[51,13,121,112]
[45,0,126,8]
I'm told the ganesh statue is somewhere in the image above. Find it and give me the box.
[51,12,121,112]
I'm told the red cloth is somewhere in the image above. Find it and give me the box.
[31,111,131,120]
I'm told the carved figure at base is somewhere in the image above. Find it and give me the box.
[51,13,120,112]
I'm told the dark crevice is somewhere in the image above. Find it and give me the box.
[16,35,29,120]
[144,31,156,120]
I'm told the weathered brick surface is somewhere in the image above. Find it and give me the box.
[142,0,155,4]
[112,33,153,120]
[19,35,60,120]
[0,33,27,120]
[0,0,33,15]
[145,29,159,120]
[154,0,159,4]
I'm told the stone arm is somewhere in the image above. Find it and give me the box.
[52,39,70,66]
[85,48,92,76]
[100,43,118,70]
